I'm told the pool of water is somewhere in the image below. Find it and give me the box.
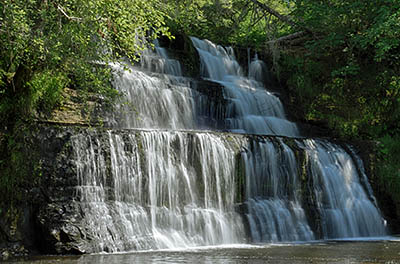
[6,238,400,264]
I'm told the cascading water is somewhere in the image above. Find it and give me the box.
[72,130,245,251]
[248,52,269,84]
[69,36,387,252]
[299,139,387,238]
[191,37,299,136]
[109,41,196,129]
[189,37,386,241]
[241,137,386,242]
[242,138,315,242]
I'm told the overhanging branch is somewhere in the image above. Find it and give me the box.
[56,4,82,21]
[266,31,308,45]
[248,0,313,34]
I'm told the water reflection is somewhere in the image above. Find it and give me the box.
[6,241,400,264]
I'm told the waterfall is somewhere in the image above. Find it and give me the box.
[299,139,387,238]
[67,37,387,253]
[70,130,386,251]
[188,37,386,240]
[72,130,245,252]
[108,41,196,129]
[191,37,299,136]
[241,137,386,242]
[242,138,314,242]
[248,52,269,84]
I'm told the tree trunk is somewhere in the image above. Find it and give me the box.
[266,31,308,45]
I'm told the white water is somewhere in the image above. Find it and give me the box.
[69,37,387,252]
[242,137,387,243]
[299,139,387,238]
[72,131,245,252]
[109,41,197,129]
[191,37,299,136]
[189,37,386,240]
[248,52,269,84]
[242,138,314,242]
[140,40,183,76]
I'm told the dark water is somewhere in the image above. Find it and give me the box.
[6,239,400,264]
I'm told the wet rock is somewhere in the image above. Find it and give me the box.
[0,243,29,261]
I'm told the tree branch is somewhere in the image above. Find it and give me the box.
[56,4,82,21]
[266,31,308,45]
[248,0,313,34]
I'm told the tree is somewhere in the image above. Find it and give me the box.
[0,0,171,130]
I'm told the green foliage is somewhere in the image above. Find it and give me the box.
[279,0,400,139]
[277,0,400,206]
[0,0,171,128]
[0,0,173,206]
[165,0,292,47]
[377,135,400,201]
[27,70,69,114]
[165,0,241,44]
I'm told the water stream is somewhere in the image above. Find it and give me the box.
[67,37,387,252]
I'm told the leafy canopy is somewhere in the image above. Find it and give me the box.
[0,0,171,126]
